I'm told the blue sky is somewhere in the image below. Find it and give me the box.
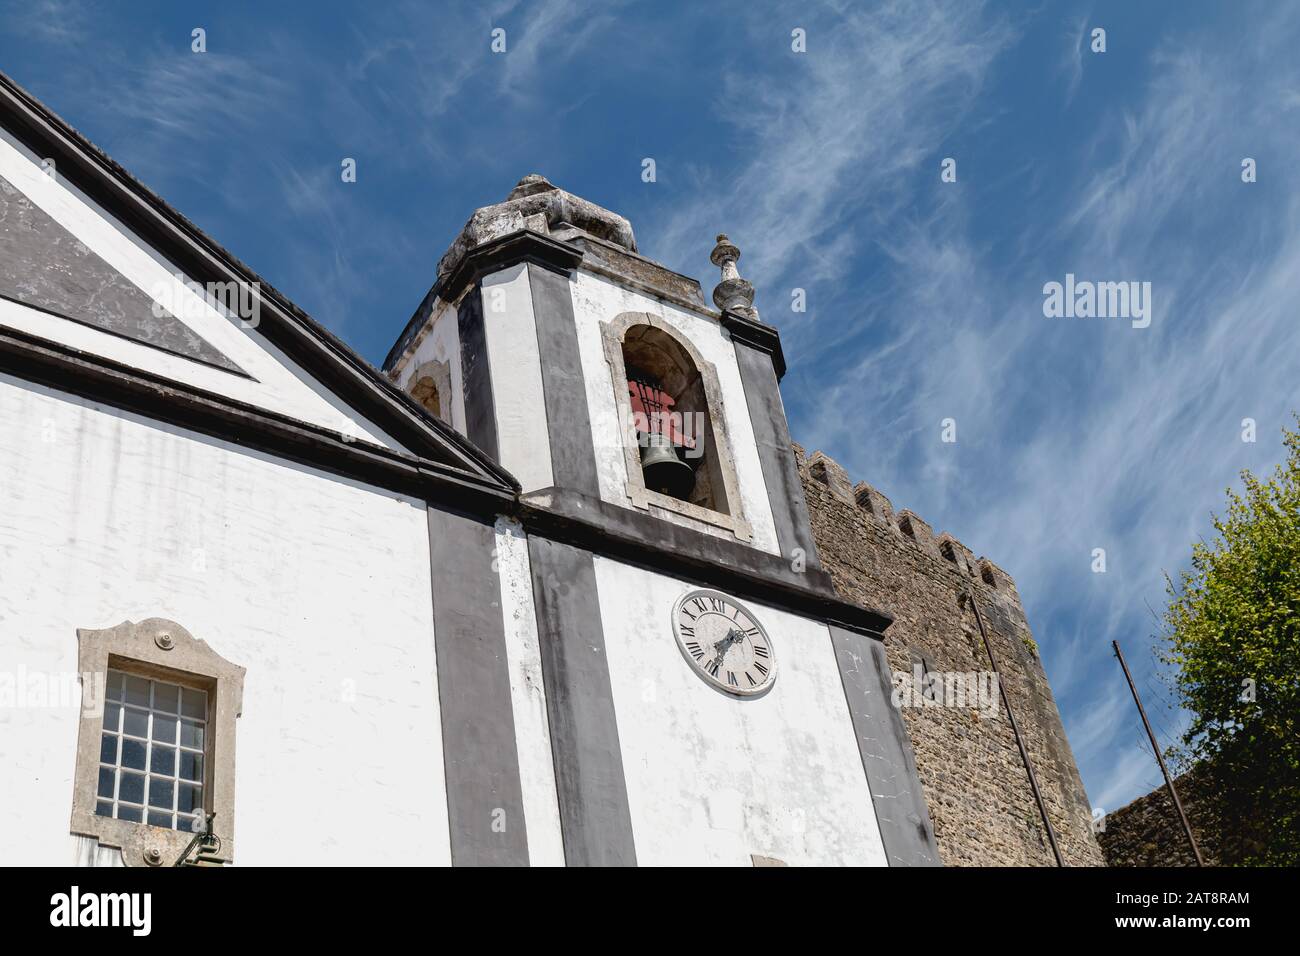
[4,0,1297,814]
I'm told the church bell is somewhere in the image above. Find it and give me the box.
[629,377,699,500]
[641,431,696,499]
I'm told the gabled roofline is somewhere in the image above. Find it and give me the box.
[0,69,518,494]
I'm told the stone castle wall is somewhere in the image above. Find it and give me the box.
[796,445,1104,866]
[1097,765,1242,866]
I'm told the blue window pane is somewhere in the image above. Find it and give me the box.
[103,703,121,733]
[150,746,175,776]
[97,767,115,798]
[122,707,148,739]
[148,776,174,810]
[123,675,149,707]
[179,720,204,750]
[120,738,146,771]
[95,800,113,818]
[148,811,174,830]
[153,715,177,745]
[117,804,142,823]
[179,751,204,783]
[99,733,118,764]
[180,688,206,720]
[118,771,145,805]
[178,782,202,814]
[153,684,180,713]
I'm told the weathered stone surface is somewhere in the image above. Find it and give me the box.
[795,444,1105,867]
[436,174,637,285]
[1097,765,1241,866]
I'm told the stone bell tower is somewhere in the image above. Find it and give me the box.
[383,175,821,570]
[384,174,932,868]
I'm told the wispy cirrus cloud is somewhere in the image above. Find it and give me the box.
[1059,14,1090,106]
[643,1,1300,812]
[651,0,1017,332]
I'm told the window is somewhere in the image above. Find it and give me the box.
[72,618,244,867]
[601,311,751,542]
[96,669,208,832]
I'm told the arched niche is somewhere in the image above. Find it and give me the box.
[408,359,452,426]
[601,311,750,542]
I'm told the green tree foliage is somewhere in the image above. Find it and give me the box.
[1162,420,1300,865]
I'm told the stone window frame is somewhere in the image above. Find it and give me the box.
[598,312,754,538]
[601,310,751,542]
[72,618,244,867]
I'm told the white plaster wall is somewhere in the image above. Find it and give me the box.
[393,297,466,435]
[593,557,887,866]
[0,375,452,866]
[569,269,780,555]
[493,518,564,866]
[0,128,401,449]
[479,264,553,493]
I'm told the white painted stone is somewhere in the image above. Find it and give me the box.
[0,376,451,866]
[394,297,466,435]
[592,556,887,866]
[493,518,564,866]
[569,270,780,554]
[480,264,554,493]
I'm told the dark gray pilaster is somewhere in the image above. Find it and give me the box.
[428,506,529,866]
[527,263,601,497]
[528,535,637,866]
[457,283,498,461]
[829,625,940,867]
[733,343,821,569]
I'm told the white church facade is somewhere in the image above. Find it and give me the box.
[0,71,937,867]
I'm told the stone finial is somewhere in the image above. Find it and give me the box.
[507,173,556,200]
[709,233,759,320]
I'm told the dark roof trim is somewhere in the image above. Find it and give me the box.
[0,69,517,494]
[517,488,893,637]
[384,229,584,372]
[0,325,515,512]
[0,321,888,634]
[720,308,787,380]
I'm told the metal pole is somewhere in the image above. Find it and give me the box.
[1111,640,1204,866]
[967,593,1064,866]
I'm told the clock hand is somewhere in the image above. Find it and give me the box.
[709,629,746,671]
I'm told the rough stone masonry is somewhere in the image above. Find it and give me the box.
[796,445,1104,866]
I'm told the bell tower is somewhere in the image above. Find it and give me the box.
[383,175,821,570]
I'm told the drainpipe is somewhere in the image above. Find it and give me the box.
[965,592,1064,866]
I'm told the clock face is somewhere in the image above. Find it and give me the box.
[672,589,775,696]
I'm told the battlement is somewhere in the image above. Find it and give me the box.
[800,446,1020,602]
[793,441,1101,867]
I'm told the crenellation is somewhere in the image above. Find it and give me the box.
[895,509,940,558]
[977,557,1021,604]
[936,532,976,578]
[794,444,1103,867]
[807,450,856,504]
[853,480,894,523]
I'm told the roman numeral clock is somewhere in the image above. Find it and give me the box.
[672,589,775,696]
